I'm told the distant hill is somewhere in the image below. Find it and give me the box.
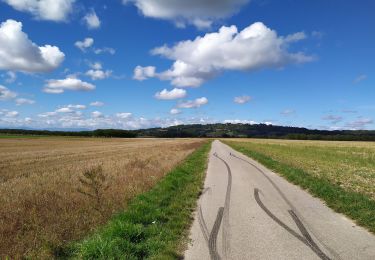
[1,123,375,141]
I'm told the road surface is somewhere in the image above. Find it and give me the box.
[184,140,375,260]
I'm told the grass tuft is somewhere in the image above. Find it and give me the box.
[66,141,211,259]
[225,141,375,233]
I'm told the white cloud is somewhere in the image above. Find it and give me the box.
[155,88,187,100]
[137,22,313,87]
[3,0,75,22]
[224,119,257,124]
[93,47,115,55]
[38,111,57,118]
[0,85,17,100]
[133,66,156,80]
[67,104,86,109]
[177,97,208,108]
[75,37,94,51]
[83,10,101,29]
[0,19,65,73]
[90,101,104,107]
[6,111,19,117]
[56,107,74,113]
[55,104,85,113]
[346,118,373,130]
[116,112,132,119]
[170,108,181,115]
[0,109,19,117]
[122,0,250,29]
[85,69,112,80]
[89,62,102,70]
[5,71,17,83]
[15,98,35,105]
[234,95,251,104]
[91,111,103,118]
[43,77,95,94]
[354,74,367,84]
[322,115,343,124]
[281,109,295,116]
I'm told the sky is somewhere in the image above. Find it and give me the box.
[0,0,374,130]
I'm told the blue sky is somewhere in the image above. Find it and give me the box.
[0,0,374,130]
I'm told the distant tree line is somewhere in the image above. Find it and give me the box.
[0,129,137,138]
[1,124,375,141]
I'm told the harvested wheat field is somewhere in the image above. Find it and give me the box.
[0,137,205,258]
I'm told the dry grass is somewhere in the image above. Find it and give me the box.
[225,139,375,200]
[0,137,204,258]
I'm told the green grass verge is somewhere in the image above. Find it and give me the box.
[225,141,375,233]
[62,141,211,259]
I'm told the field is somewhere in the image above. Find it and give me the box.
[0,137,205,258]
[225,139,375,232]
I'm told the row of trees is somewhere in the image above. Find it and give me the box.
[0,129,137,138]
[1,124,375,141]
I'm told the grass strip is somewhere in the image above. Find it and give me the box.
[225,141,375,234]
[64,141,211,259]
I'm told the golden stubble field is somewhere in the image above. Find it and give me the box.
[225,138,375,200]
[0,137,205,258]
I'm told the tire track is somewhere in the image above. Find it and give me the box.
[229,151,340,259]
[198,187,211,244]
[209,207,224,260]
[254,188,331,260]
[230,153,295,210]
[214,153,232,258]
[198,205,209,244]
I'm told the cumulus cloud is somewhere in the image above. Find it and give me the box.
[0,109,19,117]
[0,85,17,100]
[90,101,104,107]
[322,115,343,124]
[133,66,156,80]
[56,107,74,113]
[170,108,181,115]
[43,77,95,94]
[116,112,132,119]
[15,98,35,105]
[0,19,65,73]
[91,111,103,118]
[234,95,251,104]
[136,22,313,87]
[155,88,187,100]
[177,97,208,108]
[3,0,75,22]
[75,37,94,51]
[83,10,101,29]
[122,0,250,29]
[86,69,112,80]
[89,62,102,70]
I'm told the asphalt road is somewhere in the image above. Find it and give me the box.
[184,140,375,260]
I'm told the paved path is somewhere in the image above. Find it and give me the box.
[184,140,375,260]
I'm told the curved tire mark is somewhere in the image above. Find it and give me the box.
[209,207,224,260]
[214,153,232,258]
[254,188,331,260]
[198,205,209,244]
[230,152,340,259]
[289,210,331,260]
